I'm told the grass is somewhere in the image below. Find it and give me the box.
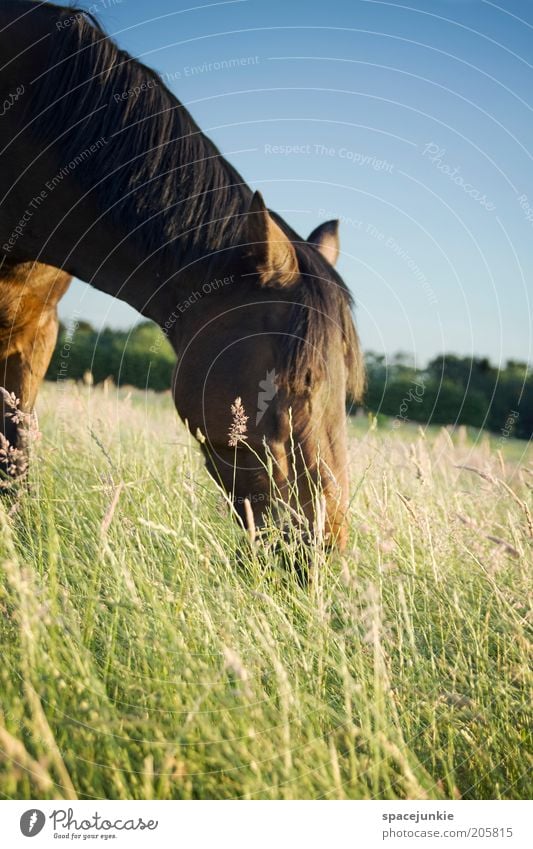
[0,381,531,800]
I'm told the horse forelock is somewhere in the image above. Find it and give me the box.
[268,216,365,404]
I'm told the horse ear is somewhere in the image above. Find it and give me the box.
[307,220,340,266]
[247,191,299,286]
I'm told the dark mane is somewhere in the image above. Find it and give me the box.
[29,3,252,265]
[28,3,364,400]
[277,223,365,402]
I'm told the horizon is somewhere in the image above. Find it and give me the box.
[53,0,532,367]
[57,315,533,370]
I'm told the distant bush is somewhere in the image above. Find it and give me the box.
[363,352,532,440]
[47,320,175,391]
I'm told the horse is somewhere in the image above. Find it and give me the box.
[0,1,364,547]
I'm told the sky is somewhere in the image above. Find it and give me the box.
[53,0,533,366]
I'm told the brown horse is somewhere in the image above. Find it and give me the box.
[0,1,364,545]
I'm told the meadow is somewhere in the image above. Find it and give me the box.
[0,382,531,800]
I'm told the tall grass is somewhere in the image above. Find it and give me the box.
[0,382,531,800]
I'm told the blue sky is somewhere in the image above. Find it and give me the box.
[55,0,533,366]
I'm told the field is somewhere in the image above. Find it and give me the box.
[0,382,531,800]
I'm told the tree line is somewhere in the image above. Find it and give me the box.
[46,321,532,441]
[363,352,531,440]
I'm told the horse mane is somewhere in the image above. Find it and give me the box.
[277,224,365,402]
[29,3,252,265]
[29,2,364,401]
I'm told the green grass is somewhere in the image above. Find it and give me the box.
[0,382,531,800]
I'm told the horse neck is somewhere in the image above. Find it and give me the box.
[1,1,253,327]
